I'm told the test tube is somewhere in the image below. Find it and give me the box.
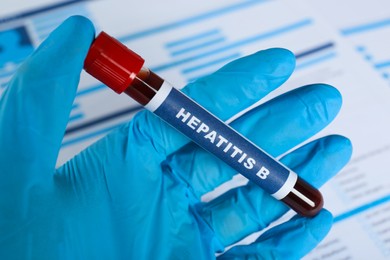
[84,32,323,217]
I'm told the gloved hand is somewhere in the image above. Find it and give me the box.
[0,16,352,259]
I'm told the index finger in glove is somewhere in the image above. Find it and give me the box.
[0,16,94,175]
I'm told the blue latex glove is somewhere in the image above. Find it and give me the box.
[0,16,352,259]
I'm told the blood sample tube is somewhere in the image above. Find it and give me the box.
[84,32,323,217]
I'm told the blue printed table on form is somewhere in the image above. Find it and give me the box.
[307,0,390,86]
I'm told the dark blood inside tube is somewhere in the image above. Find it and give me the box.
[124,68,164,105]
[282,178,323,217]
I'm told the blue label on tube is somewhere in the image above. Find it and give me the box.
[153,86,291,195]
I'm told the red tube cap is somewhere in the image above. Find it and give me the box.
[84,31,145,94]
